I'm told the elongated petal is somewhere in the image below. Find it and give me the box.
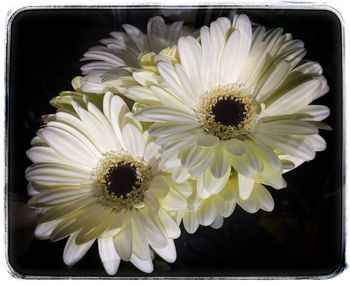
[197,168,230,198]
[152,239,176,263]
[238,173,255,200]
[224,139,247,156]
[63,233,95,266]
[261,79,323,117]
[140,208,167,248]
[183,212,200,234]
[158,209,181,239]
[134,107,196,124]
[130,254,153,273]
[98,237,121,275]
[122,124,145,157]
[113,213,132,261]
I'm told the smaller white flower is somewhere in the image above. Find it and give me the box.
[26,92,188,275]
[171,173,275,234]
[75,16,196,94]
[162,147,300,234]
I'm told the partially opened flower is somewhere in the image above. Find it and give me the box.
[25,92,188,275]
[75,16,196,94]
[178,173,275,234]
[127,14,330,198]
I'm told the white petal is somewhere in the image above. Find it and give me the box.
[26,146,91,173]
[155,130,197,145]
[152,239,177,263]
[88,100,120,149]
[223,138,247,156]
[177,36,203,94]
[29,188,91,207]
[219,29,241,85]
[218,200,236,218]
[131,211,150,260]
[109,95,130,149]
[198,199,217,226]
[197,168,230,198]
[147,16,167,52]
[150,85,193,112]
[27,146,63,164]
[210,147,230,178]
[98,237,121,275]
[162,189,187,211]
[134,107,196,124]
[130,254,153,273]
[82,50,123,67]
[139,208,167,248]
[37,196,93,224]
[294,61,323,74]
[254,184,275,212]
[148,122,199,137]
[255,60,291,102]
[126,86,156,102]
[73,103,116,152]
[157,63,197,108]
[122,24,149,51]
[188,149,215,177]
[132,70,160,86]
[252,132,315,161]
[63,233,95,266]
[183,212,200,234]
[306,134,327,152]
[143,140,161,165]
[41,126,99,168]
[221,15,252,84]
[149,175,169,200]
[170,166,192,184]
[113,213,132,261]
[238,173,255,200]
[261,79,323,117]
[25,164,91,184]
[122,124,145,157]
[298,105,330,121]
[53,112,103,158]
[34,220,60,240]
[238,184,274,213]
[162,133,199,152]
[180,145,210,169]
[199,26,211,90]
[175,63,201,102]
[196,134,220,148]
[258,120,318,135]
[158,209,181,239]
[209,215,224,229]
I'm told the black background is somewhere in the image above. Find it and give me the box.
[7,8,344,278]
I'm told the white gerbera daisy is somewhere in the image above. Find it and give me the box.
[75,16,196,94]
[25,92,188,275]
[127,14,330,199]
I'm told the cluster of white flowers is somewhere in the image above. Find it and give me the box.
[26,14,330,275]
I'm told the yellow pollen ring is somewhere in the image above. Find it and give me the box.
[195,85,258,140]
[94,151,151,212]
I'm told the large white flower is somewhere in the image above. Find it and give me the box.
[127,14,330,199]
[75,16,195,94]
[25,92,188,275]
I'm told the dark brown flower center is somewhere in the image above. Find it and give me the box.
[95,152,151,211]
[105,163,139,198]
[211,97,246,127]
[195,85,258,140]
